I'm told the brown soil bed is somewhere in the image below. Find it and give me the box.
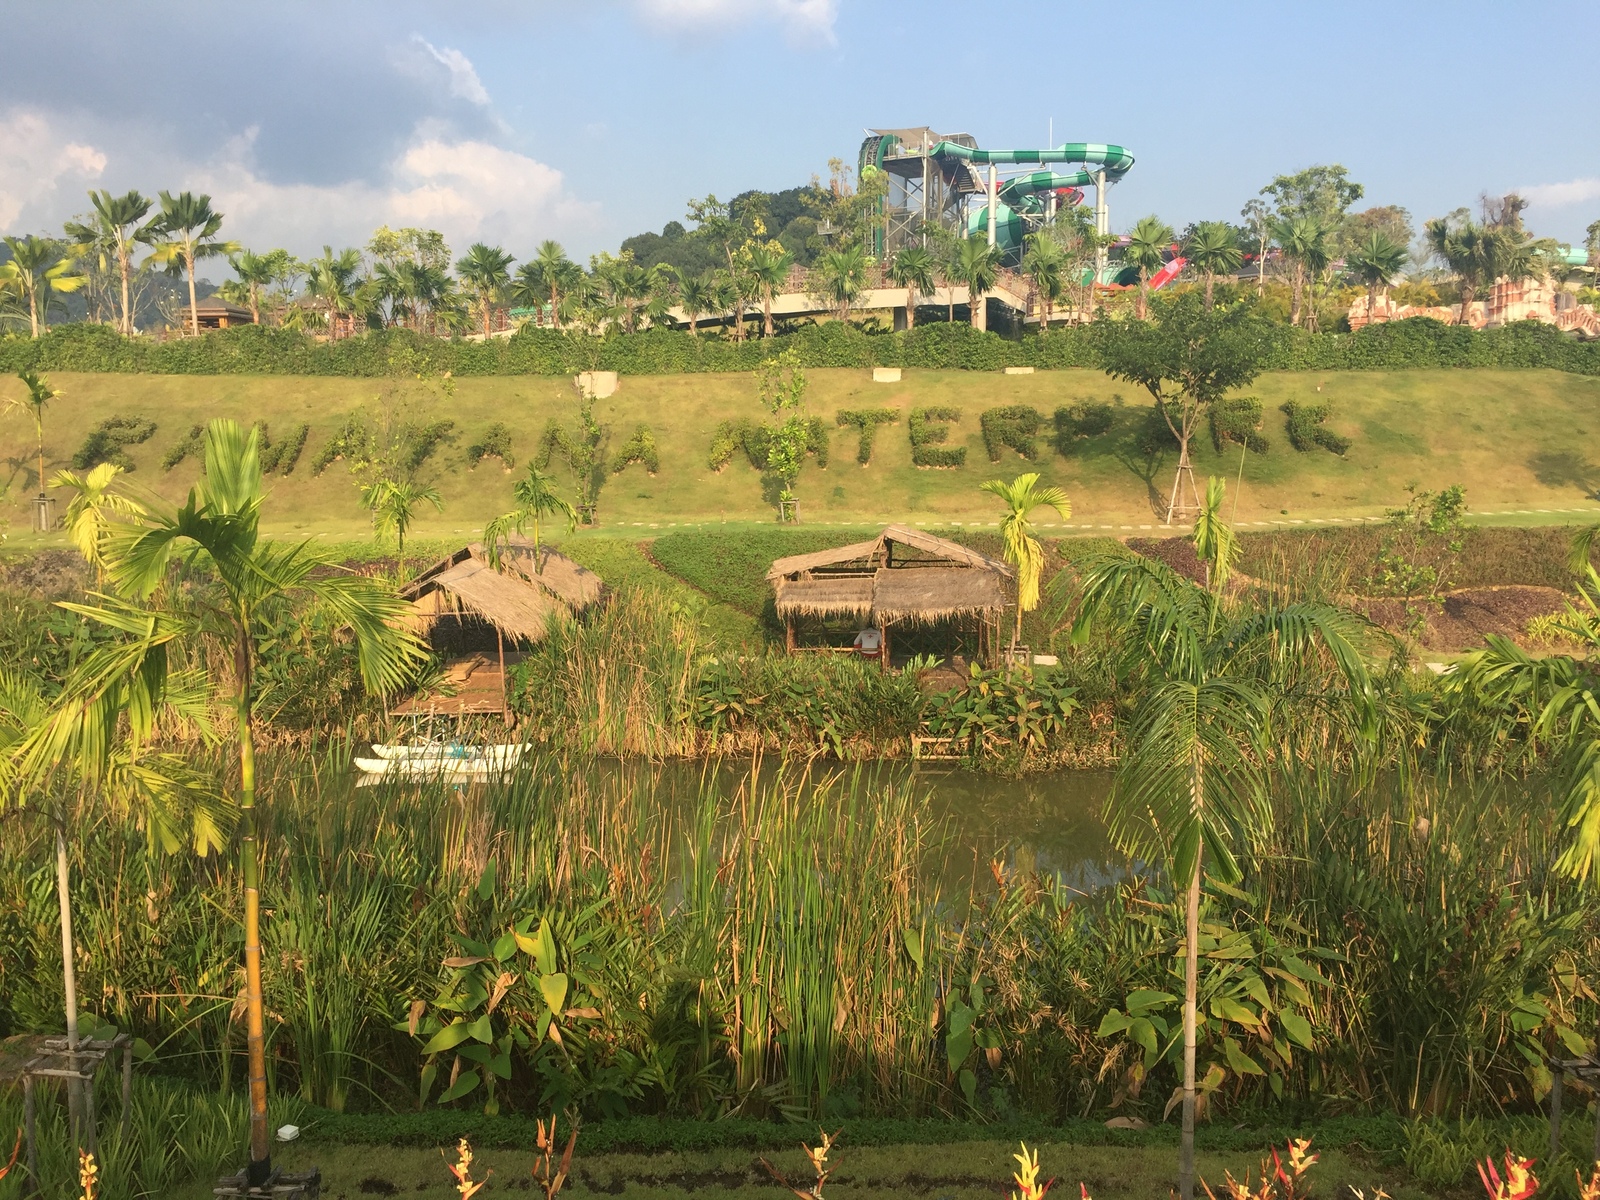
[1356,586,1569,652]
[1126,537,1206,583]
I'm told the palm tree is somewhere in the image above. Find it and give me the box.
[360,478,443,561]
[980,472,1071,649]
[0,235,86,337]
[811,245,870,323]
[1125,216,1175,320]
[80,420,425,1184]
[1075,552,1377,1200]
[1183,221,1243,311]
[51,463,146,582]
[1345,231,1409,324]
[483,465,578,574]
[8,369,58,498]
[1020,235,1066,328]
[887,245,936,330]
[951,237,1001,330]
[1447,525,1600,882]
[62,190,158,335]
[675,268,716,335]
[1190,476,1238,593]
[229,249,280,326]
[150,192,239,336]
[747,243,794,338]
[306,246,365,339]
[1272,215,1329,327]
[456,243,515,339]
[531,240,576,329]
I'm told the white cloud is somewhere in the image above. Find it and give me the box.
[189,126,597,255]
[635,0,839,45]
[409,34,491,107]
[0,109,107,230]
[1518,178,1600,210]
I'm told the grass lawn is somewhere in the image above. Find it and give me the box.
[178,1136,1417,1200]
[3,368,1598,542]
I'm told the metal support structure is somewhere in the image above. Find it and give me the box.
[1093,169,1110,283]
[32,495,54,533]
[986,165,998,247]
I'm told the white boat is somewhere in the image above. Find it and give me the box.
[370,743,526,763]
[353,755,506,780]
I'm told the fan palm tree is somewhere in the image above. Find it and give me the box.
[51,463,146,582]
[811,244,870,323]
[0,235,86,337]
[951,236,1001,330]
[149,192,239,336]
[483,465,578,574]
[306,246,365,339]
[980,472,1070,649]
[1125,216,1175,320]
[62,190,158,334]
[1183,221,1243,311]
[675,268,716,334]
[1446,525,1600,883]
[1271,215,1329,328]
[456,242,515,339]
[1345,231,1409,323]
[531,240,576,330]
[361,478,443,562]
[8,369,58,497]
[887,245,936,330]
[75,420,425,1184]
[1020,234,1066,328]
[747,243,794,338]
[1074,552,1377,1200]
[229,249,281,326]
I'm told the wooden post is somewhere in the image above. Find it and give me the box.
[1549,1065,1562,1162]
[786,618,796,654]
[496,625,508,727]
[121,1042,132,1141]
[24,1073,37,1192]
[880,619,890,672]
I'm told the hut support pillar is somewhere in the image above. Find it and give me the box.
[880,619,890,672]
[497,626,508,727]
[786,618,796,655]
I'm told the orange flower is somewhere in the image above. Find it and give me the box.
[1478,1152,1538,1200]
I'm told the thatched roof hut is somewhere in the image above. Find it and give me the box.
[767,525,1012,661]
[401,537,604,645]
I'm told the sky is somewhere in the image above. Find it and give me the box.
[4,0,1599,268]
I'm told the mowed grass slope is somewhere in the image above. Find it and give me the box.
[4,367,1599,540]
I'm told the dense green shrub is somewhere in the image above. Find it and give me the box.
[1052,401,1115,456]
[980,405,1043,462]
[836,407,899,464]
[265,421,309,475]
[466,421,515,470]
[909,406,966,468]
[161,423,206,471]
[9,313,1596,377]
[71,415,156,470]
[1210,396,1269,453]
[311,414,369,476]
[1282,400,1351,455]
[611,424,660,475]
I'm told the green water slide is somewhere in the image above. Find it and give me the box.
[935,142,1134,263]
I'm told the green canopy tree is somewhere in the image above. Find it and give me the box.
[62,190,159,335]
[75,420,426,1184]
[150,191,238,336]
[1183,221,1243,310]
[887,245,936,330]
[0,235,85,337]
[1094,293,1273,523]
[1073,551,1377,1200]
[1125,215,1175,319]
[980,472,1070,649]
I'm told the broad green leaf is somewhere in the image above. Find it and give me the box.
[902,926,925,971]
[948,1005,974,1038]
[946,1028,973,1073]
[958,1067,977,1106]
[492,932,517,963]
[476,858,497,901]
[489,1050,513,1080]
[1214,996,1261,1027]
[1223,1037,1264,1076]
[465,1014,494,1043]
[539,973,569,1015]
[419,1062,437,1106]
[535,917,558,975]
[1128,1017,1158,1062]
[1279,1010,1315,1049]
[421,1021,476,1055]
[1097,1010,1132,1037]
[437,1070,480,1105]
[1126,989,1176,1016]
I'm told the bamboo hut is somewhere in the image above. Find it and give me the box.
[767,524,1012,665]
[395,537,604,720]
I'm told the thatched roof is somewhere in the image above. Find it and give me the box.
[770,525,1011,624]
[401,538,603,644]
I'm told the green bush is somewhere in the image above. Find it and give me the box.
[255,421,310,475]
[980,404,1043,462]
[611,424,660,475]
[466,421,515,470]
[1282,400,1351,455]
[311,414,369,476]
[909,406,966,468]
[1052,401,1115,456]
[71,415,156,470]
[836,407,899,465]
[161,423,206,472]
[1210,396,1269,453]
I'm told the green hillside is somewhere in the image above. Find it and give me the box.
[4,367,1599,541]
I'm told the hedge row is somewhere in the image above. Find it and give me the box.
[3,316,1598,378]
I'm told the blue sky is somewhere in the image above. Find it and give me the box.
[4,0,1597,263]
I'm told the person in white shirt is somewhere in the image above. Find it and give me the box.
[853,626,883,658]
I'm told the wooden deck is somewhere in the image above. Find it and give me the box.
[391,653,515,718]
